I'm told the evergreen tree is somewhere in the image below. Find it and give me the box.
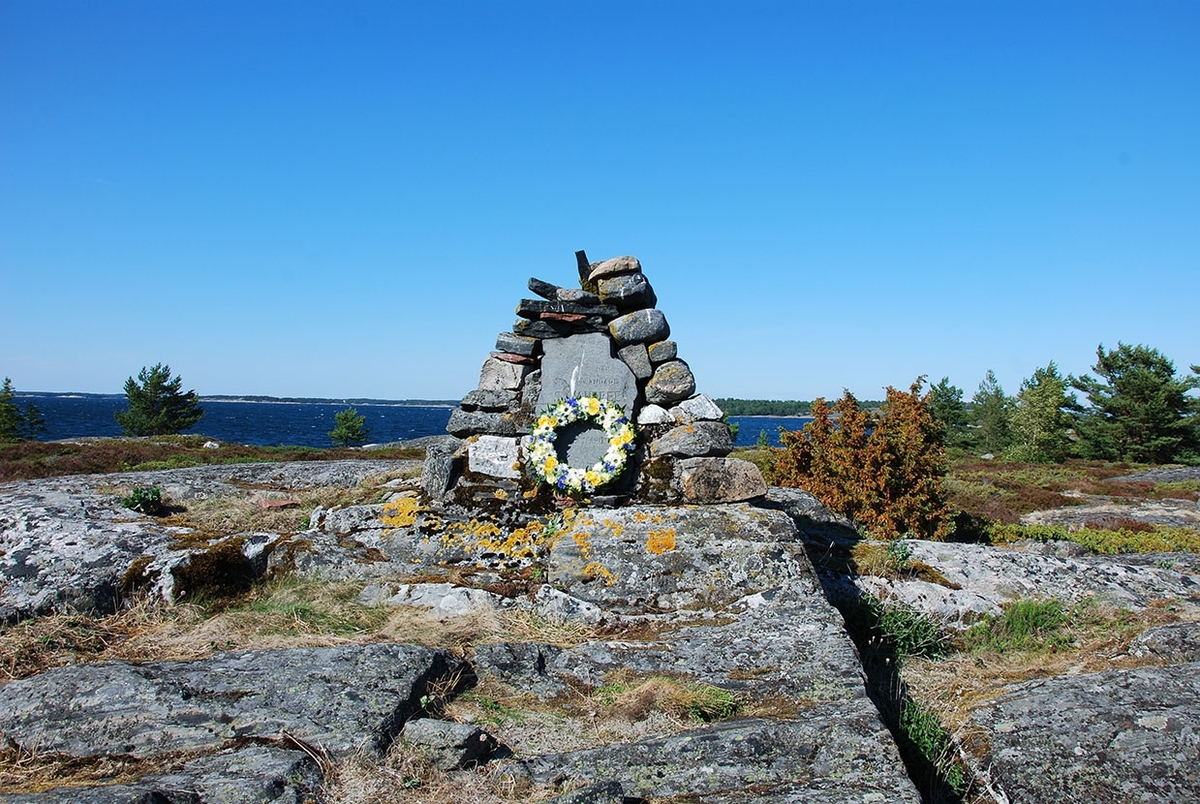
[1004,363,1075,463]
[927,376,969,449]
[21,402,45,441]
[115,364,205,436]
[1069,343,1200,464]
[329,407,370,447]
[970,370,1012,456]
[0,378,24,442]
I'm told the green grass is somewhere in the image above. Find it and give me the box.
[845,596,950,664]
[899,699,966,796]
[219,576,391,636]
[959,598,1070,653]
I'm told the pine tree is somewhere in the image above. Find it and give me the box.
[928,376,969,449]
[329,407,370,447]
[970,370,1012,456]
[0,378,24,442]
[21,402,45,440]
[115,364,205,436]
[1070,343,1200,464]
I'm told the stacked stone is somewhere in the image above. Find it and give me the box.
[435,251,767,505]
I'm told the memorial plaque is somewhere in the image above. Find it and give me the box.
[536,333,638,476]
[536,333,637,415]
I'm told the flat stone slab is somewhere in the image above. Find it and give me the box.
[521,715,918,802]
[2,745,323,804]
[875,540,1200,626]
[548,504,803,614]
[960,663,1200,803]
[536,332,637,416]
[676,457,768,503]
[649,421,733,458]
[468,435,522,479]
[0,643,462,759]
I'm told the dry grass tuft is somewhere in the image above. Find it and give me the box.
[1,574,618,682]
[900,600,1194,737]
[323,737,561,804]
[0,742,197,795]
[590,672,740,724]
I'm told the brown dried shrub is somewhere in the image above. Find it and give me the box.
[772,381,951,540]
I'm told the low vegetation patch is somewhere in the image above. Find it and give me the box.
[899,699,966,797]
[0,575,616,682]
[988,522,1200,554]
[959,598,1070,653]
[120,485,168,516]
[844,595,951,664]
[0,436,424,482]
[849,540,959,587]
[900,597,1192,777]
[592,674,739,723]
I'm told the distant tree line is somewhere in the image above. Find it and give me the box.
[716,399,813,416]
[768,341,1198,541]
[927,343,1199,464]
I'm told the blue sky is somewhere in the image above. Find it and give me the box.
[3,1,1197,402]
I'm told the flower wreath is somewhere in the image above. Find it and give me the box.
[528,396,636,495]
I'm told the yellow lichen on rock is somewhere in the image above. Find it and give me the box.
[583,561,617,586]
[380,496,422,530]
[646,527,677,555]
[601,518,626,539]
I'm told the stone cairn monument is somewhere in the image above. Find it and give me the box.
[424,251,768,508]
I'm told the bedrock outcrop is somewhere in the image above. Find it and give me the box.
[0,462,920,803]
[6,460,1200,801]
[959,657,1200,804]
[0,460,418,622]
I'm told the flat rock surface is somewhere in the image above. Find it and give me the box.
[2,745,323,804]
[548,504,802,613]
[1111,466,1200,483]
[0,461,414,621]
[0,642,461,758]
[960,663,1200,804]
[1021,495,1200,530]
[862,539,1200,627]
[522,715,918,802]
[480,502,920,801]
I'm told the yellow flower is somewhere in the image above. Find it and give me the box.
[586,397,601,415]
[543,456,559,473]
[537,416,557,429]
[585,470,602,487]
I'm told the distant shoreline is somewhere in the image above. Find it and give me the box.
[733,414,812,419]
[14,392,457,408]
